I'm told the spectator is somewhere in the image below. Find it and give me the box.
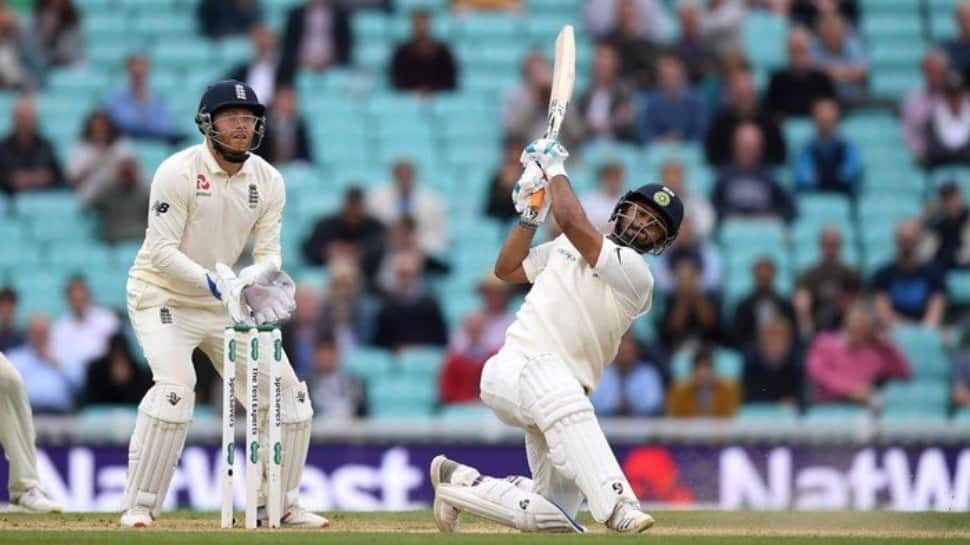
[319,258,375,354]
[807,303,910,405]
[254,85,311,165]
[925,182,970,271]
[280,0,352,82]
[953,333,970,409]
[794,226,863,334]
[390,9,457,94]
[873,220,947,328]
[67,110,134,204]
[281,286,321,378]
[0,6,41,91]
[765,28,837,118]
[942,1,970,82]
[637,54,707,145]
[308,335,366,418]
[87,157,150,244]
[794,98,862,195]
[366,158,448,254]
[585,0,671,43]
[591,332,665,416]
[363,216,450,293]
[373,252,448,351]
[439,311,493,404]
[790,0,859,28]
[32,0,81,69]
[601,0,665,87]
[579,162,627,233]
[503,51,583,149]
[925,71,970,168]
[711,123,796,223]
[657,259,721,351]
[577,42,637,143]
[810,13,868,102]
[658,158,716,239]
[698,0,746,54]
[227,25,283,105]
[451,0,521,11]
[302,186,384,266]
[0,288,23,351]
[197,0,263,40]
[705,69,787,166]
[652,217,722,295]
[484,137,526,221]
[49,276,120,389]
[671,1,718,83]
[79,333,151,407]
[472,273,514,353]
[732,257,797,349]
[742,318,802,405]
[104,54,181,142]
[0,97,63,195]
[902,49,949,160]
[6,315,74,413]
[667,346,740,417]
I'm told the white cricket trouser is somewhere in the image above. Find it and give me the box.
[0,352,41,500]
[479,348,638,523]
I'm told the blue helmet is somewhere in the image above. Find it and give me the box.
[609,183,684,255]
[195,79,266,160]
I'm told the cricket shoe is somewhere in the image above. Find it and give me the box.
[120,506,153,528]
[9,487,61,513]
[430,454,466,533]
[607,501,655,533]
[258,504,330,529]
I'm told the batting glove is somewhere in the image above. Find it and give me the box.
[512,162,551,226]
[520,138,569,181]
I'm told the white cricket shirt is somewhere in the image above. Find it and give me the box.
[128,143,284,308]
[504,234,654,392]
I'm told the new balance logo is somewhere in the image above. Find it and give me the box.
[518,499,530,511]
[612,482,624,495]
[167,392,181,406]
[296,390,306,403]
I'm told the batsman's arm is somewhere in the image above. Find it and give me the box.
[493,222,538,283]
[144,164,210,289]
[547,174,603,267]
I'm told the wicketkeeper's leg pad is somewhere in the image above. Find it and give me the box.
[279,381,313,503]
[520,353,638,523]
[121,383,194,517]
[437,477,585,533]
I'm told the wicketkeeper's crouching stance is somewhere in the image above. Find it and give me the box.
[430,139,684,533]
[119,80,325,528]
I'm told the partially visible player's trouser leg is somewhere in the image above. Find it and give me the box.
[482,350,638,523]
[123,301,203,517]
[0,352,41,501]
[199,323,311,511]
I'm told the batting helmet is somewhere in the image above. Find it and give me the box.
[609,183,684,255]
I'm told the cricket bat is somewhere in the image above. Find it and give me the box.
[527,24,576,218]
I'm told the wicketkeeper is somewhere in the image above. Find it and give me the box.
[120,80,325,529]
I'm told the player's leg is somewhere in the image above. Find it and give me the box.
[0,353,60,512]
[519,352,652,532]
[120,304,203,527]
[199,322,327,529]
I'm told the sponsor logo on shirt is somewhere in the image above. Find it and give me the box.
[557,248,577,263]
[196,174,212,197]
[248,184,259,209]
[160,307,173,325]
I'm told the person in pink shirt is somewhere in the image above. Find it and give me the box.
[807,303,910,405]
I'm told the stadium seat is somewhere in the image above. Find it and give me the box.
[947,270,970,305]
[344,348,393,383]
[881,380,949,413]
[804,404,869,422]
[892,326,949,380]
[367,376,437,419]
[671,347,744,381]
[741,12,787,71]
[737,403,799,422]
[396,346,446,379]
[437,403,495,422]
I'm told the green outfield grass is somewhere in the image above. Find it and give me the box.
[1,510,968,544]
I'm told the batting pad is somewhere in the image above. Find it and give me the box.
[437,478,585,533]
[520,355,638,523]
[122,383,194,517]
[280,381,313,499]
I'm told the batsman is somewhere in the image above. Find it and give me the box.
[120,80,326,529]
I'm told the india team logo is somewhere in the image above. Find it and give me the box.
[653,191,671,207]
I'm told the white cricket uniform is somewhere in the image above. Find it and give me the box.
[0,352,42,501]
[471,234,654,526]
[126,142,298,394]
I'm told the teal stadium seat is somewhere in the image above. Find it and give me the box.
[892,325,949,381]
[742,12,787,71]
[804,404,869,422]
[344,347,393,383]
[737,403,799,422]
[881,380,949,415]
[438,403,495,422]
[671,347,744,382]
[367,376,437,419]
[947,270,970,305]
[396,346,446,379]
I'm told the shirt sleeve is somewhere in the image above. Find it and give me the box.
[594,237,654,316]
[252,172,284,269]
[144,160,210,289]
[521,239,557,283]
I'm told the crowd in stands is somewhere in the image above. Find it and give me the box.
[0,0,968,423]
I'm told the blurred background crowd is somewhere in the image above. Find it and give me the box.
[0,0,968,426]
